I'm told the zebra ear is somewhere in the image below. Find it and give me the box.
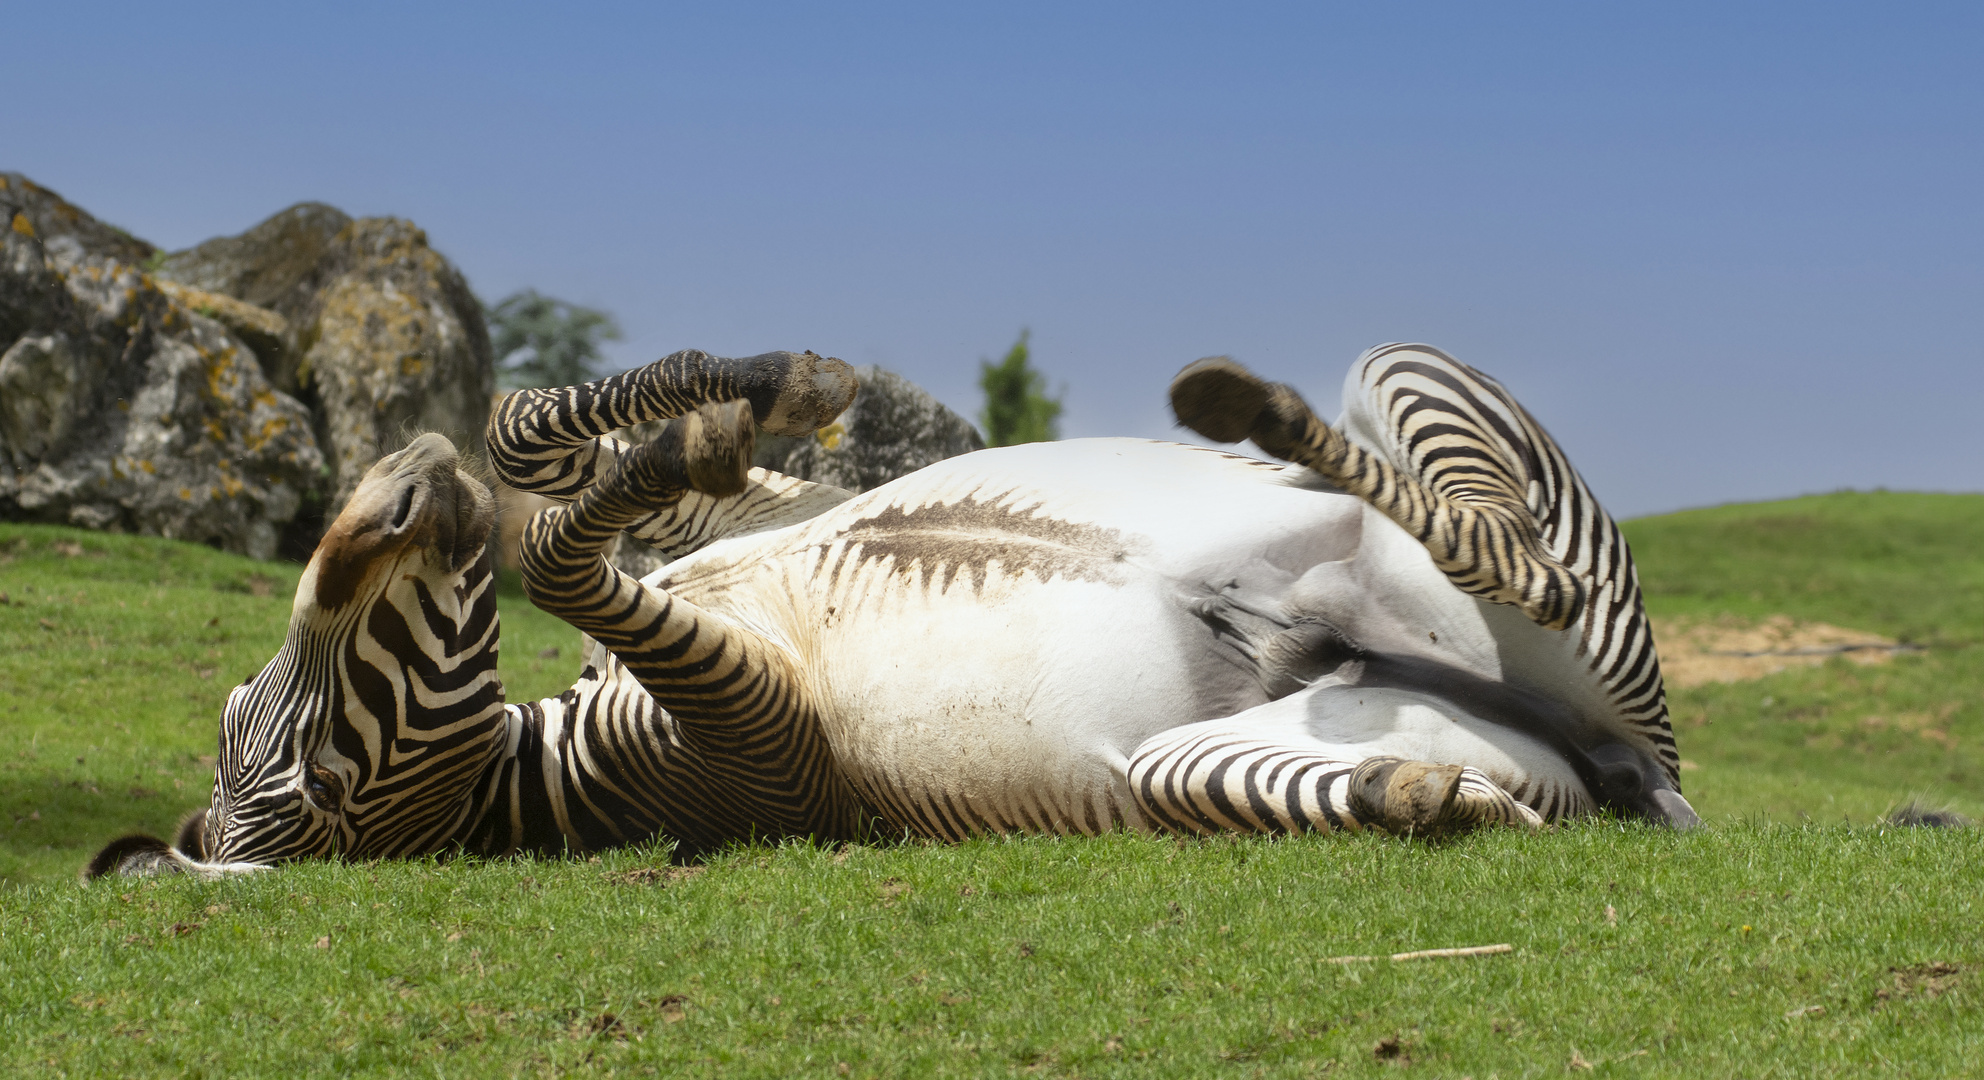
[174,809,209,861]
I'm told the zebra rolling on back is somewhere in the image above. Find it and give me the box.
[89,344,1694,879]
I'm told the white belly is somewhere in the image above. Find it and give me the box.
[658,438,1567,835]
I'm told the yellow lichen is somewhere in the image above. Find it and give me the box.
[249,416,289,452]
[10,212,33,237]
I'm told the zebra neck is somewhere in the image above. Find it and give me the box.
[449,665,813,860]
[449,662,723,859]
[448,693,628,858]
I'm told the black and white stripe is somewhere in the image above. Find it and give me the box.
[1345,344,1675,780]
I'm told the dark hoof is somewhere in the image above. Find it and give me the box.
[1348,756,1463,836]
[756,351,858,437]
[680,399,757,497]
[1170,357,1271,444]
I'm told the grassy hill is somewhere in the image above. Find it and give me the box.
[1627,490,1984,643]
[1,492,1979,1077]
[1623,491,1984,825]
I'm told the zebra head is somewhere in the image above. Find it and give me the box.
[87,433,507,878]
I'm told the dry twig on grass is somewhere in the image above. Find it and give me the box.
[1324,943,1514,964]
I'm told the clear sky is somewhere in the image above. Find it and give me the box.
[8,2,1980,517]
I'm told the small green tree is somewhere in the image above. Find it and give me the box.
[485,289,623,389]
[978,330,1063,446]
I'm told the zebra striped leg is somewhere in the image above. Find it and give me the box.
[1169,356,1587,631]
[518,401,860,840]
[1127,728,1541,838]
[488,348,857,502]
[616,469,856,564]
[1170,345,1685,805]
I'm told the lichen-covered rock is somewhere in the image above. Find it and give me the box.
[2,178,492,554]
[157,204,494,517]
[153,279,288,372]
[0,192,324,559]
[0,173,155,267]
[753,364,983,493]
[153,202,351,391]
[294,217,494,512]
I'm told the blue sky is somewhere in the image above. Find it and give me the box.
[8,2,1980,516]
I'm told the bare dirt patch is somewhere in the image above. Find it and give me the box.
[602,865,705,887]
[1653,615,1917,688]
[1876,962,1962,1005]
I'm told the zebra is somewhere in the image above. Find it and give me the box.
[88,343,1695,878]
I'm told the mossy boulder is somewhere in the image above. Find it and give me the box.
[153,202,350,392]
[0,183,323,559]
[156,204,494,515]
[0,173,155,267]
[292,217,494,512]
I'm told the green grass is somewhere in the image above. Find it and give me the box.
[4,828,1979,1077]
[1626,490,1984,643]
[1622,492,1984,825]
[2,491,1981,1077]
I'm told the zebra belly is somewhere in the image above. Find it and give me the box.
[654,438,1554,837]
[747,442,1368,836]
[808,574,1220,837]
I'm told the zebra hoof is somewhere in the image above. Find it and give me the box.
[1348,756,1464,837]
[754,351,859,437]
[1170,357,1271,444]
[679,399,757,497]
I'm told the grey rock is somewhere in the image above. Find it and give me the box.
[2,177,492,556]
[0,221,83,369]
[153,202,351,392]
[0,332,89,461]
[157,202,494,518]
[0,172,155,267]
[294,217,494,513]
[153,279,289,375]
[753,364,983,493]
[0,200,324,559]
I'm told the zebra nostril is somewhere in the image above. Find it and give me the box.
[391,486,416,530]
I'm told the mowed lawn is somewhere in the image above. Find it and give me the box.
[1,491,1980,1077]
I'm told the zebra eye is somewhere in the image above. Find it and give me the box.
[302,764,346,813]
